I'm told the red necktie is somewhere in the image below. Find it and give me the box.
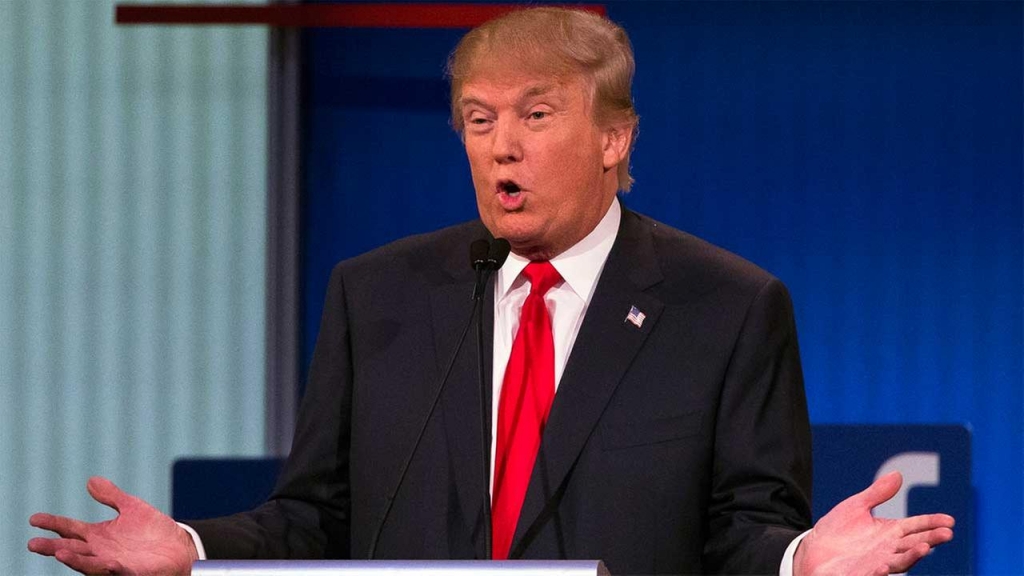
[492,261,562,560]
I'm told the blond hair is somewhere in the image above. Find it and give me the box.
[447,7,639,191]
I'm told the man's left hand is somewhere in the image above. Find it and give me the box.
[794,471,955,576]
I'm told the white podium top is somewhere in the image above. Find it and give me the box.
[192,560,610,576]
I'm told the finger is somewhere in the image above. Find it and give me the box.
[53,549,122,575]
[896,526,954,552]
[29,513,88,540]
[851,471,902,510]
[896,513,956,536]
[27,537,92,557]
[86,476,129,513]
[888,541,932,573]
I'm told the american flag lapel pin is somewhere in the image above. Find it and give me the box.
[625,305,646,328]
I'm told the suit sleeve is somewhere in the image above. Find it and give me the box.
[187,264,353,559]
[702,277,813,574]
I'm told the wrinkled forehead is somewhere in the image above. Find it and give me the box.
[455,49,594,109]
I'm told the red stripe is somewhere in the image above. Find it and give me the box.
[115,3,606,28]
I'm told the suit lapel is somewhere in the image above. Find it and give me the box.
[431,229,495,558]
[510,208,665,557]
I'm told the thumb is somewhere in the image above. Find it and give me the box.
[86,476,130,513]
[853,470,903,511]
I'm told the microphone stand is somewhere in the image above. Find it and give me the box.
[472,239,509,560]
[475,263,493,561]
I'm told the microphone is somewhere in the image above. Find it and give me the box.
[486,239,511,274]
[367,238,510,560]
[470,239,490,271]
[472,238,509,300]
[471,237,508,559]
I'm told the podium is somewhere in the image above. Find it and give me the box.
[192,560,610,576]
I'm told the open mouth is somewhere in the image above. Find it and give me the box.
[497,180,522,198]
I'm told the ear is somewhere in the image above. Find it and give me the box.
[601,121,634,171]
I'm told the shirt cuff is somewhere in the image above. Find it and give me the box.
[177,522,208,561]
[779,529,812,576]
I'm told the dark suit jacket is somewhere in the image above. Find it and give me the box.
[191,208,812,575]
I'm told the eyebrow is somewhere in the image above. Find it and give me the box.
[459,83,562,114]
[458,97,493,114]
[520,83,558,101]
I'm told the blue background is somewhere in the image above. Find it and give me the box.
[300,2,1022,573]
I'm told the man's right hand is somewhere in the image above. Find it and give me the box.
[28,476,198,575]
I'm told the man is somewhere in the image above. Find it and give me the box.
[29,8,953,575]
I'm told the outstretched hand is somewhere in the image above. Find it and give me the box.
[28,476,198,575]
[795,471,954,576]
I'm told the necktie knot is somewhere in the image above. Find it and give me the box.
[523,261,562,296]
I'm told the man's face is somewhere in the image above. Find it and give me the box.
[459,71,626,260]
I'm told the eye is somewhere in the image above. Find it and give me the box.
[528,111,548,120]
[465,114,493,131]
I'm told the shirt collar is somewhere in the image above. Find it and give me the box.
[497,198,621,302]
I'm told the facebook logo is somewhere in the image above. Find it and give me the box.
[812,425,972,575]
[873,451,941,520]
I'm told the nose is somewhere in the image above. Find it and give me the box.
[491,116,522,164]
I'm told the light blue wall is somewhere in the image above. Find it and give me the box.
[0,1,268,573]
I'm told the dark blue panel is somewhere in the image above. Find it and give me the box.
[811,425,972,575]
[172,458,285,520]
[301,2,1023,572]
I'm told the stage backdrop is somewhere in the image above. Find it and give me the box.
[300,2,1022,574]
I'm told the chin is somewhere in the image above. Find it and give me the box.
[486,215,530,242]
[505,234,557,261]
[486,216,558,260]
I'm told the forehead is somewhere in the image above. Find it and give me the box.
[459,71,589,107]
